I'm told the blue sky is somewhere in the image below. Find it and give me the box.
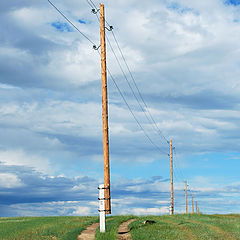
[225,0,240,6]
[0,0,240,217]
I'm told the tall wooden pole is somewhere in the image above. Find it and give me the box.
[192,194,194,214]
[170,139,174,215]
[195,201,198,214]
[185,180,188,214]
[100,3,111,214]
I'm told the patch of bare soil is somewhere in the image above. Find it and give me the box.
[77,222,99,240]
[117,219,136,240]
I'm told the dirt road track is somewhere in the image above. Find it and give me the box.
[117,219,136,240]
[77,222,99,240]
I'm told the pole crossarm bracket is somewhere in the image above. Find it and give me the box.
[92,8,100,14]
[98,186,110,190]
[105,26,113,31]
[98,209,108,212]
[93,45,101,50]
[98,197,111,200]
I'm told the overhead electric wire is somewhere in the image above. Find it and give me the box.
[106,33,167,142]
[110,31,169,144]
[173,147,188,182]
[86,0,96,9]
[103,3,169,144]
[93,50,168,155]
[105,56,169,155]
[85,1,202,212]
[173,147,196,204]
[86,0,169,146]
[48,0,168,156]
[92,14,169,154]
[48,0,96,45]
[89,0,98,10]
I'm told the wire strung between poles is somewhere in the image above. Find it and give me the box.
[87,2,170,146]
[95,49,169,156]
[86,0,169,144]
[48,0,96,46]
[110,30,169,144]
[50,0,169,156]
[91,13,169,153]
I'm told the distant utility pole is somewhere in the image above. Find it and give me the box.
[195,201,198,214]
[170,139,174,215]
[100,3,111,214]
[198,207,200,214]
[192,194,194,214]
[185,180,188,214]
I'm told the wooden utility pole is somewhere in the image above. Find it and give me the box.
[185,180,188,214]
[195,201,198,214]
[192,194,194,214]
[100,3,111,214]
[170,139,174,215]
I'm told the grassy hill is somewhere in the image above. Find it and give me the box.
[129,214,240,240]
[0,214,239,240]
[0,216,97,240]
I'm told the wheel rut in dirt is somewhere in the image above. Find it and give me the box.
[77,222,99,240]
[117,219,136,240]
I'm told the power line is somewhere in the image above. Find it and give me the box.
[106,34,166,141]
[173,147,186,180]
[84,0,197,210]
[87,0,199,211]
[173,147,196,198]
[107,65,169,155]
[96,51,169,155]
[89,0,98,10]
[48,0,96,45]
[91,11,169,153]
[86,0,170,144]
[49,0,168,156]
[110,31,169,144]
[85,0,95,9]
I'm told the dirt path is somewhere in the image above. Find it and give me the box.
[117,219,136,240]
[77,222,99,240]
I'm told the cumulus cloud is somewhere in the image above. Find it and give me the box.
[0,163,239,216]
[0,0,240,216]
[129,207,169,216]
[0,150,50,174]
[72,206,91,216]
[0,173,23,188]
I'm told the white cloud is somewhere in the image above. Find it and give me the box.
[72,206,91,216]
[1,0,240,216]
[0,173,23,188]
[121,207,169,216]
[0,150,51,174]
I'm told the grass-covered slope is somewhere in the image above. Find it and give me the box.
[0,214,239,240]
[129,214,240,240]
[0,216,97,240]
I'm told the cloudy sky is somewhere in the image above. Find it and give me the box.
[0,0,240,217]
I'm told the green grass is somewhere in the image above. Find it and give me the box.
[0,216,97,240]
[129,214,240,240]
[95,215,135,240]
[0,214,239,240]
